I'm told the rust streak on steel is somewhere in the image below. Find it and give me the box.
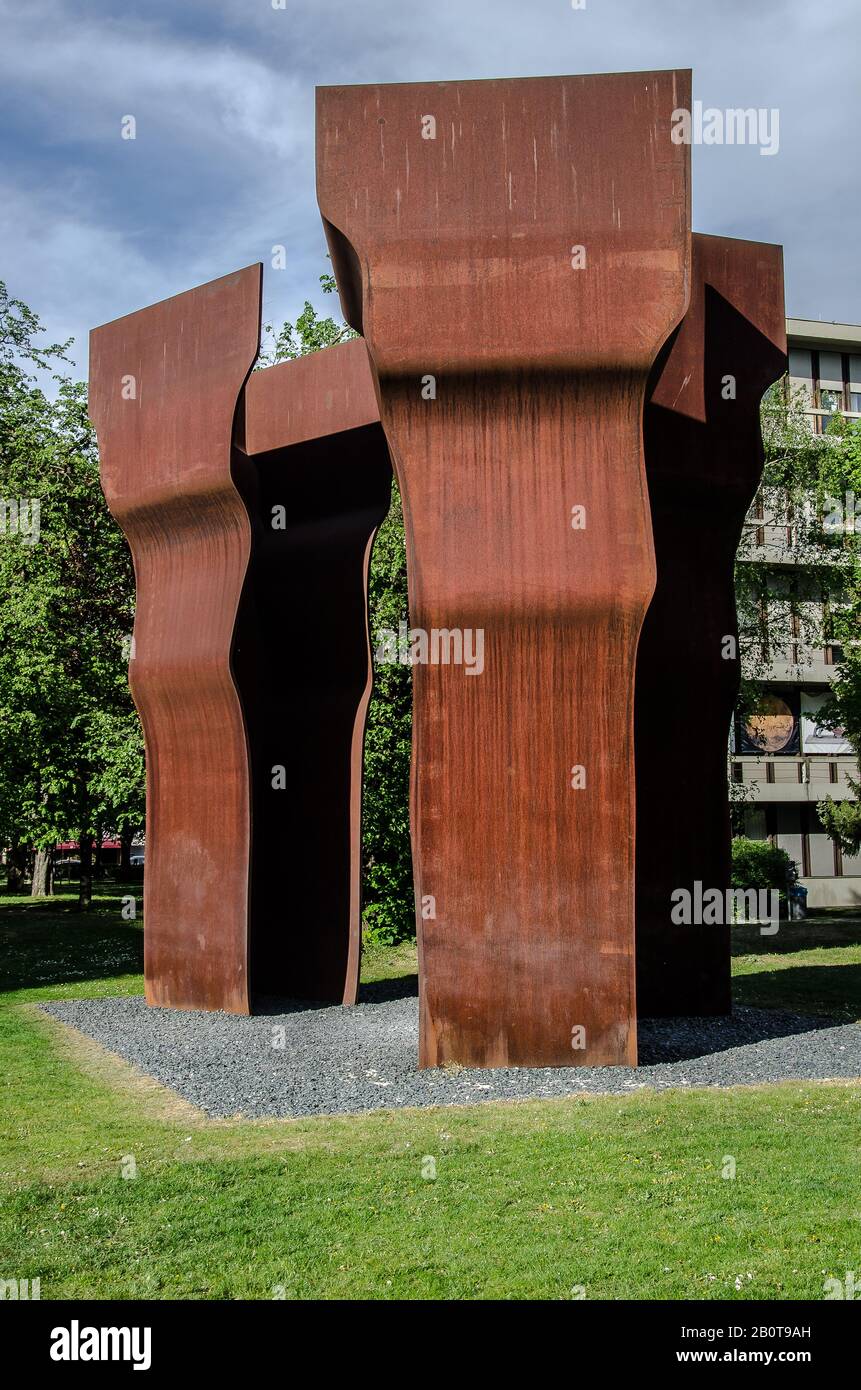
[636,233,787,1015]
[236,340,392,1003]
[317,71,692,1067]
[89,266,262,1013]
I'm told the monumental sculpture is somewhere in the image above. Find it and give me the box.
[89,69,787,1066]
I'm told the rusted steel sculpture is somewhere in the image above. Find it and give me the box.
[90,71,786,1069]
[317,71,692,1067]
[636,233,787,1016]
[91,282,391,1010]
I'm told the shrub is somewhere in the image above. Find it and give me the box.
[731,837,798,895]
[362,483,415,944]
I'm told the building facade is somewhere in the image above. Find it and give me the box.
[732,319,861,908]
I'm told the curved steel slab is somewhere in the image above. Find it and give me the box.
[243,338,381,453]
[636,233,787,1015]
[91,289,390,1012]
[318,70,692,1067]
[89,266,262,1012]
[237,341,393,1003]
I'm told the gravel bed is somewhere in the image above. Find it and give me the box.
[40,985,861,1119]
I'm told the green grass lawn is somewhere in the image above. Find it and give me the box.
[1,884,860,1300]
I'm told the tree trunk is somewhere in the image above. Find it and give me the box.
[119,830,133,877]
[31,846,54,897]
[78,834,94,911]
[6,842,28,894]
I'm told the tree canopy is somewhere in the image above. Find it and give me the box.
[0,282,143,903]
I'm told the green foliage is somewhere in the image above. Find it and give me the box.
[817,798,861,858]
[362,487,414,944]
[731,836,798,892]
[818,421,861,739]
[0,282,143,883]
[809,420,861,847]
[736,384,860,715]
[257,273,357,365]
[739,388,861,850]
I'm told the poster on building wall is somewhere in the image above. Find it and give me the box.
[740,690,800,754]
[801,690,853,754]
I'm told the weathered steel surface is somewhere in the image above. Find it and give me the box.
[237,340,392,1003]
[318,71,691,1066]
[89,266,262,1012]
[243,337,380,453]
[636,233,786,1015]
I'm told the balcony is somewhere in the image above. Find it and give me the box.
[730,755,859,802]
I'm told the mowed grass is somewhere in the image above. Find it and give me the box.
[1,885,860,1299]
[731,911,861,1023]
[0,883,144,1006]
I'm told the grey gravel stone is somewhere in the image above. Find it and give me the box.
[40,985,861,1119]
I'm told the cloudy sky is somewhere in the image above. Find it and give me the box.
[0,0,856,380]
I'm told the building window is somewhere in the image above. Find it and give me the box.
[816,385,844,433]
[800,806,812,877]
[819,386,844,414]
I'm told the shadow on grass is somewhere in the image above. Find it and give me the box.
[0,884,143,917]
[732,911,861,957]
[0,891,143,993]
[733,962,861,1025]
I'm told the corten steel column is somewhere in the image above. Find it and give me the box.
[91,277,392,1010]
[89,266,262,1012]
[318,72,691,1067]
[635,233,787,1016]
[236,340,392,1004]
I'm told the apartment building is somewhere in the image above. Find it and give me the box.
[732,319,861,907]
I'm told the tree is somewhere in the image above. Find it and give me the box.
[736,381,861,853]
[257,273,356,365]
[815,417,861,853]
[0,283,144,905]
[362,491,414,943]
[736,382,857,700]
